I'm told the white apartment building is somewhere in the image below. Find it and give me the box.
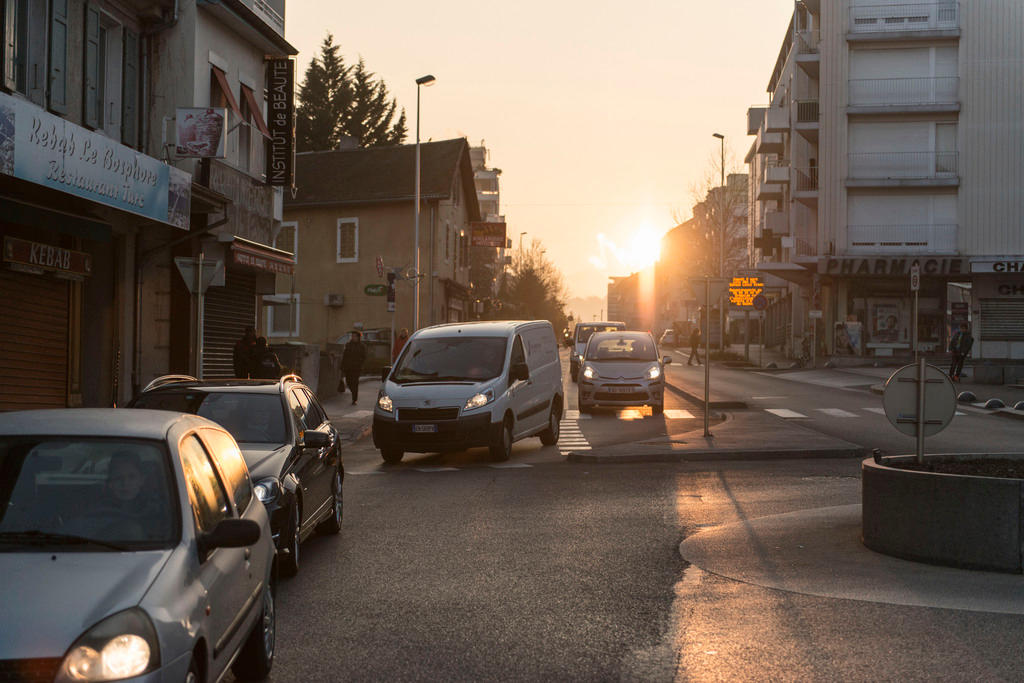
[748,0,1024,365]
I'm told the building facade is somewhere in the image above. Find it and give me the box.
[748,0,1024,362]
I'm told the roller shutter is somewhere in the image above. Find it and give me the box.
[0,269,68,409]
[980,300,1024,342]
[202,270,256,378]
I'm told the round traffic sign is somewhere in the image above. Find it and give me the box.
[882,364,956,437]
[752,294,768,311]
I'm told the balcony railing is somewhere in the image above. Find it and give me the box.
[848,151,958,179]
[795,168,819,192]
[796,100,819,123]
[847,224,958,253]
[794,238,817,257]
[849,77,959,106]
[796,30,820,54]
[850,2,958,33]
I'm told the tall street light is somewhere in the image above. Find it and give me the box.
[713,133,725,351]
[519,231,527,253]
[413,74,436,331]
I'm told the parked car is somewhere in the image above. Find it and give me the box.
[659,329,678,347]
[0,408,276,682]
[569,321,626,382]
[332,328,391,374]
[577,330,672,414]
[373,320,564,464]
[129,374,342,577]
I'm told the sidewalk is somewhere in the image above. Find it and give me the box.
[321,376,381,443]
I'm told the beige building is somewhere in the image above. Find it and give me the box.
[274,138,481,347]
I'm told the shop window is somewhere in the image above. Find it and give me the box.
[264,293,299,337]
[240,83,269,178]
[336,218,358,263]
[273,221,297,263]
[84,8,125,138]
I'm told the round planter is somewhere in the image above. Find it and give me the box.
[862,455,1024,573]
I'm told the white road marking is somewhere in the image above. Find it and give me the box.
[664,409,695,419]
[863,407,886,415]
[765,408,808,419]
[414,467,459,472]
[345,410,373,418]
[563,410,591,420]
[489,463,533,469]
[815,408,859,418]
[751,396,788,400]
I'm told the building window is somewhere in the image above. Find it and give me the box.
[240,83,269,178]
[238,86,251,171]
[264,293,299,337]
[336,218,358,263]
[274,221,297,263]
[445,222,451,263]
[2,0,29,94]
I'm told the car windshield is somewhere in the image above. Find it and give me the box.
[392,337,508,383]
[587,334,657,361]
[576,325,623,345]
[132,392,288,444]
[0,438,178,552]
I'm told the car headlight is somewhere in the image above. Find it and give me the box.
[647,365,662,380]
[377,393,394,413]
[464,390,494,411]
[582,365,596,380]
[254,477,282,504]
[57,608,160,682]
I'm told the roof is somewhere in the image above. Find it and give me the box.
[413,320,549,339]
[0,409,209,438]
[287,138,481,221]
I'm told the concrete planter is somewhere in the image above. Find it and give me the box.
[862,455,1024,573]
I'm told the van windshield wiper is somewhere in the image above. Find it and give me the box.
[0,530,129,551]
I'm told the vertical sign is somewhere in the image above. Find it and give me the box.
[265,57,294,188]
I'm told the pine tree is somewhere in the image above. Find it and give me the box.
[346,58,407,147]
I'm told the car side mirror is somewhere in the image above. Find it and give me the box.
[381,365,392,382]
[199,518,261,557]
[511,362,530,382]
[302,430,331,448]
[663,356,673,365]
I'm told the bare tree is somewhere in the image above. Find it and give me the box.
[498,240,569,332]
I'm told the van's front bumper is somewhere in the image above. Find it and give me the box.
[373,412,495,453]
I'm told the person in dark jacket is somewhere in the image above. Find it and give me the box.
[688,327,703,366]
[232,326,257,378]
[251,337,283,379]
[948,322,974,382]
[341,331,367,404]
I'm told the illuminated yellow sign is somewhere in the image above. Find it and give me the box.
[728,277,764,307]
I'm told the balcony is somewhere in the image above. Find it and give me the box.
[765,210,790,235]
[757,131,784,155]
[847,151,958,186]
[793,167,819,206]
[747,107,766,135]
[848,77,959,112]
[847,224,958,253]
[765,106,789,133]
[765,163,790,185]
[795,30,820,78]
[757,183,784,202]
[849,2,959,40]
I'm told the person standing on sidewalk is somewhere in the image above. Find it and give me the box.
[688,327,703,366]
[342,331,367,405]
[251,337,283,379]
[232,326,257,378]
[948,322,974,382]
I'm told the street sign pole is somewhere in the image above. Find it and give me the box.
[759,313,764,369]
[916,357,926,462]
[704,277,711,438]
[195,252,204,379]
[744,310,750,361]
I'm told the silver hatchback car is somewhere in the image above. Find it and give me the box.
[0,409,276,682]
[577,330,673,414]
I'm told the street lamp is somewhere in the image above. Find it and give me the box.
[713,132,725,351]
[519,231,527,253]
[413,74,436,331]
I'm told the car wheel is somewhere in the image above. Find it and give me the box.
[577,398,592,415]
[317,466,343,535]
[231,579,275,680]
[539,402,560,446]
[278,499,300,578]
[185,655,201,683]
[381,448,404,465]
[489,417,512,462]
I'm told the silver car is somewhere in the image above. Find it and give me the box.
[577,330,672,414]
[0,409,276,682]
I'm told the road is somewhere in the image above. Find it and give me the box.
[245,352,1024,681]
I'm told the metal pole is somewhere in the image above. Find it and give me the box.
[413,84,422,331]
[811,317,816,369]
[759,314,764,368]
[913,289,919,365]
[744,310,750,361]
[718,135,726,354]
[704,278,712,438]
[916,356,926,463]
[195,252,204,379]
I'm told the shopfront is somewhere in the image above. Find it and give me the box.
[970,259,1024,359]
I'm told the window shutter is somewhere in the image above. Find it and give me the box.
[47,0,68,114]
[83,3,99,127]
[121,28,138,147]
[27,0,49,105]
[4,0,18,91]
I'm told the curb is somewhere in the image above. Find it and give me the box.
[664,380,748,409]
[994,408,1024,421]
[567,445,867,464]
[340,422,372,445]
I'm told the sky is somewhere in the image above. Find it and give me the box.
[286,1,795,299]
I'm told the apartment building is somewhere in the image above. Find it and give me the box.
[748,0,1024,363]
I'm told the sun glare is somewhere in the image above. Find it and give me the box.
[626,228,661,270]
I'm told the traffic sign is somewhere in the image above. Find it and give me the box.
[376,256,384,278]
[174,257,224,294]
[752,294,768,311]
[882,363,956,438]
[364,284,387,296]
[910,262,920,292]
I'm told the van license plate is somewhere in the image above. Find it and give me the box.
[412,424,438,433]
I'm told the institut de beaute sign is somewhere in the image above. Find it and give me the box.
[0,92,191,229]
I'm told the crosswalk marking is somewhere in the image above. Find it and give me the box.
[346,410,373,418]
[664,409,695,419]
[863,407,886,415]
[489,463,533,469]
[815,408,859,418]
[414,467,459,473]
[765,408,808,419]
[563,410,591,420]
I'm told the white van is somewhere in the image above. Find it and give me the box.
[372,321,564,464]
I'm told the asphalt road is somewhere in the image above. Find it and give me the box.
[232,353,1024,682]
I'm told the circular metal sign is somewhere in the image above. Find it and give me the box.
[882,364,956,437]
[752,294,768,311]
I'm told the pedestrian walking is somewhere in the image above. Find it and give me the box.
[393,328,409,363]
[251,337,283,379]
[232,326,257,378]
[341,331,367,405]
[948,322,974,382]
[688,327,703,366]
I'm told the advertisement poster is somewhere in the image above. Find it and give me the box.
[872,302,901,343]
[835,320,863,355]
[175,108,227,158]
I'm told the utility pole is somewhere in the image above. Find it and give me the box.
[713,133,726,352]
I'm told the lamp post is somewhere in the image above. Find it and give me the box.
[519,231,527,253]
[413,74,436,331]
[713,132,725,351]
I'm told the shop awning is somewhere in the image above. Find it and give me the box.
[229,236,294,275]
[755,261,813,286]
